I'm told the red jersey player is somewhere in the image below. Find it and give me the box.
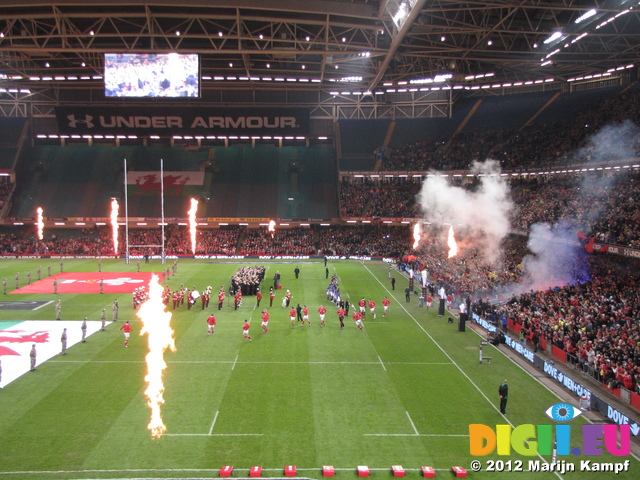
[382,297,391,317]
[352,311,364,330]
[426,294,433,309]
[318,304,327,327]
[207,314,216,335]
[359,297,366,314]
[337,307,346,329]
[289,307,296,328]
[302,305,310,326]
[261,309,269,333]
[368,299,377,319]
[119,320,133,347]
[242,320,252,342]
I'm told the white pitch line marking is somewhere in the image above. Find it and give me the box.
[208,410,219,435]
[377,355,387,372]
[163,433,263,437]
[363,433,468,437]
[386,362,452,365]
[405,411,419,435]
[0,467,452,476]
[361,262,564,480]
[48,359,455,366]
[33,300,53,311]
[231,354,239,371]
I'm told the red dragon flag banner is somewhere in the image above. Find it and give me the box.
[127,171,205,196]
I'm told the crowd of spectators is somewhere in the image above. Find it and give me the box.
[375,85,640,172]
[496,87,640,169]
[398,230,529,301]
[0,226,241,256]
[395,227,640,394]
[0,179,14,211]
[316,225,409,258]
[237,228,316,256]
[338,169,640,248]
[0,223,428,260]
[380,140,444,171]
[339,178,421,217]
[509,171,640,247]
[490,255,640,394]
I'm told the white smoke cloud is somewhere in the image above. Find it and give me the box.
[416,159,512,263]
[579,119,640,164]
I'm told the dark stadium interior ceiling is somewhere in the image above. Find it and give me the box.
[0,0,639,101]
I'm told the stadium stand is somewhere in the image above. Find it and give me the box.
[339,119,392,157]
[207,144,338,219]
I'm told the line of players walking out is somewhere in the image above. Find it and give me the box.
[131,271,392,341]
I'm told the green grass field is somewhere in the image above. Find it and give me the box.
[0,258,637,480]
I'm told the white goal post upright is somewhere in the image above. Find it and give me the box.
[124,157,129,264]
[123,158,167,265]
[161,158,166,264]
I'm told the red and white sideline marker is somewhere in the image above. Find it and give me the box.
[357,466,370,477]
[322,466,335,477]
[451,466,468,478]
[392,465,405,477]
[421,466,436,478]
[250,466,262,477]
[284,465,296,477]
[220,465,233,477]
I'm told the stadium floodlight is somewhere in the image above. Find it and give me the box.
[434,74,452,82]
[393,2,410,27]
[338,76,363,82]
[543,31,563,44]
[575,9,597,24]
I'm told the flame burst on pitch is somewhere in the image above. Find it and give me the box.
[412,223,421,250]
[447,224,458,258]
[268,219,276,238]
[36,207,44,240]
[137,274,177,438]
[110,198,119,254]
[188,198,198,254]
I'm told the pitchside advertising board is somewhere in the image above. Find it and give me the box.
[55,106,310,137]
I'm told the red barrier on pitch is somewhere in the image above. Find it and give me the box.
[284,465,296,477]
[357,466,370,477]
[392,465,405,477]
[451,466,467,478]
[322,466,335,477]
[13,272,160,294]
[249,466,262,477]
[421,466,435,478]
[220,466,233,477]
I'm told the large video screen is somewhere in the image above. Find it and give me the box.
[104,53,200,98]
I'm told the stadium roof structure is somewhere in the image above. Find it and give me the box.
[0,0,639,115]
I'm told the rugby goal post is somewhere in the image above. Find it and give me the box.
[123,158,166,264]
